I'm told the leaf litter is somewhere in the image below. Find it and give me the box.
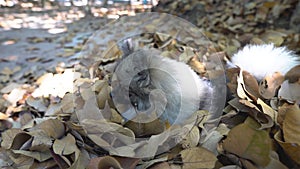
[1,1,300,168]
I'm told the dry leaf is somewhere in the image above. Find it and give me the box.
[180,147,217,169]
[285,65,300,83]
[124,118,165,137]
[260,30,286,46]
[69,148,90,169]
[4,88,27,106]
[96,82,111,109]
[274,131,300,165]
[259,72,284,99]
[26,96,48,112]
[37,119,65,139]
[12,149,52,162]
[0,83,22,94]
[87,156,122,169]
[53,133,79,155]
[278,80,300,104]
[227,68,259,98]
[222,117,272,167]
[257,98,278,124]
[28,130,53,152]
[149,162,171,169]
[236,69,257,101]
[0,112,8,120]
[113,156,140,169]
[279,103,300,145]
[180,125,200,149]
[1,128,25,149]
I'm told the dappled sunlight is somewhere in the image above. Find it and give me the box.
[32,68,81,98]
[0,9,85,32]
[2,0,299,168]
[0,0,156,32]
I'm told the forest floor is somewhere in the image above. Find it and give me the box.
[0,1,300,168]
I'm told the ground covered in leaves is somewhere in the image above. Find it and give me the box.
[1,0,300,168]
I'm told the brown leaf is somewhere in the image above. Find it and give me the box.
[4,88,27,106]
[180,147,217,169]
[260,30,286,46]
[279,103,300,145]
[69,148,90,169]
[256,98,278,125]
[29,158,57,169]
[259,72,284,99]
[149,162,171,169]
[1,128,26,149]
[278,81,300,103]
[222,117,272,167]
[26,96,48,112]
[285,65,300,83]
[180,125,200,149]
[12,149,52,162]
[53,133,79,155]
[37,119,65,139]
[227,68,259,98]
[124,118,165,137]
[188,56,206,75]
[114,156,140,169]
[0,83,22,94]
[28,130,53,152]
[0,112,8,120]
[87,156,122,169]
[6,150,34,168]
[236,69,259,100]
[274,131,300,165]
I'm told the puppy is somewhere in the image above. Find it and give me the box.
[111,48,212,124]
[231,44,300,81]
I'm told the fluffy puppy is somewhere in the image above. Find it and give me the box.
[231,44,300,80]
[111,48,212,124]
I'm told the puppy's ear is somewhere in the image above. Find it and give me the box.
[118,38,135,57]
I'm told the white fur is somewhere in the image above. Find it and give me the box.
[149,54,210,124]
[113,49,211,124]
[231,44,300,80]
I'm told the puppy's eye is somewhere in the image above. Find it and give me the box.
[137,71,143,76]
[137,70,148,81]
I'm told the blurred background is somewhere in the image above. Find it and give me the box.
[1,1,300,168]
[0,0,300,86]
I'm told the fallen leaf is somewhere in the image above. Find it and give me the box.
[180,125,200,149]
[257,98,278,124]
[68,148,90,169]
[12,149,52,162]
[0,83,22,94]
[149,162,171,169]
[222,117,272,167]
[37,119,65,139]
[278,80,300,104]
[1,129,26,149]
[124,118,165,137]
[26,96,48,112]
[274,130,300,165]
[4,88,27,106]
[28,130,53,152]
[87,156,122,169]
[285,65,300,83]
[279,103,300,145]
[180,147,217,169]
[259,72,284,99]
[114,156,140,169]
[260,30,286,46]
[53,133,79,155]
